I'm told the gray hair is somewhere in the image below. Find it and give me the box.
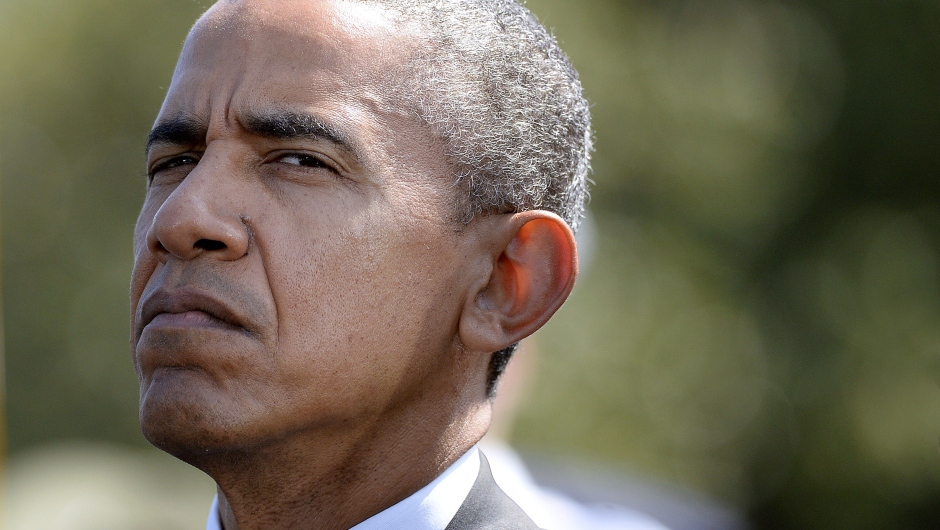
[374,0,593,232]
[367,0,593,395]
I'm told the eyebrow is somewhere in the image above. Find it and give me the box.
[146,116,207,155]
[145,110,360,162]
[243,110,360,162]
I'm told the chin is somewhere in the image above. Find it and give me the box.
[139,369,253,467]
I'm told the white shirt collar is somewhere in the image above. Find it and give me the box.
[205,446,480,530]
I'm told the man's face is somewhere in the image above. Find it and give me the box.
[131,0,481,456]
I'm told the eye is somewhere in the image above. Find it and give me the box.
[278,153,333,170]
[149,155,200,181]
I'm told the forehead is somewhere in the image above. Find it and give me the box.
[158,0,416,134]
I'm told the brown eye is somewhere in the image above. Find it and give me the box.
[151,156,198,173]
[149,155,199,182]
[279,153,332,170]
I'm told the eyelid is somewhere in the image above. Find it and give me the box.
[267,150,342,173]
[147,152,201,180]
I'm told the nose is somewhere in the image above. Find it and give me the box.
[146,161,250,263]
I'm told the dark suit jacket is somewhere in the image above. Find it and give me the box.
[445,453,542,530]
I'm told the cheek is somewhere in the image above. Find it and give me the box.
[130,196,164,288]
[265,214,463,401]
[130,212,158,346]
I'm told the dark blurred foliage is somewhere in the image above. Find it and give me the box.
[1,0,210,450]
[2,0,939,528]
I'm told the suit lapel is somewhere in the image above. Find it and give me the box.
[444,452,541,530]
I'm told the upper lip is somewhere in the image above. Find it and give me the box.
[139,287,249,333]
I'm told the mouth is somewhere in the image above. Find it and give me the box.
[147,309,238,330]
[139,288,249,335]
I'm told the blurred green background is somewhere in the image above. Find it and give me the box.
[2,0,939,528]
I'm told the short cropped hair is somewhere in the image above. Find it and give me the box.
[370,0,593,395]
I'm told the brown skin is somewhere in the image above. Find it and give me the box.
[129,1,577,529]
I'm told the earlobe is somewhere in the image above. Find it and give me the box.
[459,211,578,354]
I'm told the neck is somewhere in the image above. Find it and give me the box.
[205,376,492,530]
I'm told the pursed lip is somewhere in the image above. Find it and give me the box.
[139,287,250,335]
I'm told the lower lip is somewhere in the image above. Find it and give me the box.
[147,311,238,331]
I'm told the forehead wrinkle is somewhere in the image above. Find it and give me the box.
[167,0,440,179]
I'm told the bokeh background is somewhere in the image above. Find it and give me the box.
[2,0,939,528]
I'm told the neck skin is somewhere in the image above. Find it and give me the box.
[202,362,492,530]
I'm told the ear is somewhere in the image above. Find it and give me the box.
[459,210,578,353]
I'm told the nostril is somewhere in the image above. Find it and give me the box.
[195,239,227,251]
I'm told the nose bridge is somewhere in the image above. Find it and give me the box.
[148,147,250,262]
